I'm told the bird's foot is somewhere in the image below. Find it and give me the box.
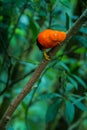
[43,50,51,61]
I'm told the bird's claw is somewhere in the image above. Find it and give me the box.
[43,51,51,61]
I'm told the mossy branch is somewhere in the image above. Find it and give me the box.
[0,8,87,129]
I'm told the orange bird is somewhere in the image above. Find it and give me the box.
[37,29,66,60]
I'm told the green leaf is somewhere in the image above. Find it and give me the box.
[65,101,75,124]
[72,74,86,88]
[0,16,3,21]
[71,97,87,111]
[59,62,70,72]
[65,82,74,92]
[46,100,62,123]
[71,96,85,103]
[74,47,86,54]
[30,19,40,40]
[59,0,71,8]
[80,27,87,35]
[37,93,62,101]
[65,12,71,30]
[75,102,87,111]
[68,76,78,89]
[15,28,26,36]
[76,36,87,47]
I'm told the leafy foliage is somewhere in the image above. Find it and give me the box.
[0,0,87,130]
[65,100,75,124]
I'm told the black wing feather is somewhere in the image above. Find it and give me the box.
[36,38,44,50]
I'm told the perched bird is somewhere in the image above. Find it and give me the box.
[37,29,66,60]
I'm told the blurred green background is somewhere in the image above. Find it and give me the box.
[0,0,87,130]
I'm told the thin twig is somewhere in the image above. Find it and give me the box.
[0,8,87,129]
[68,113,87,130]
[0,69,35,96]
[8,1,28,43]
[11,69,35,86]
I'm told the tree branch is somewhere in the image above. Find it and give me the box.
[0,8,87,129]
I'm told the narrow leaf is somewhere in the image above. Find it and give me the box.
[59,62,70,72]
[65,13,70,30]
[46,100,61,123]
[80,27,87,35]
[59,0,71,8]
[72,74,86,88]
[75,101,87,111]
[71,97,87,111]
[68,76,78,89]
[37,93,62,101]
[65,101,75,124]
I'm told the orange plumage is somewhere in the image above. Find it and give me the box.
[37,29,66,60]
[37,29,66,49]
